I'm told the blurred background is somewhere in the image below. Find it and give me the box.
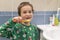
[0,0,60,25]
[0,0,60,40]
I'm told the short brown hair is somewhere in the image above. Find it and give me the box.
[18,2,34,16]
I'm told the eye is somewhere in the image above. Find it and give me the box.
[29,11,32,13]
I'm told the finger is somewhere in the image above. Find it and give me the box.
[18,17,22,23]
[13,17,18,22]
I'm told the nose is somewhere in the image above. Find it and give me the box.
[26,13,30,16]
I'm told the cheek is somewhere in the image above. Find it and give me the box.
[31,14,33,19]
[21,13,25,17]
[21,14,26,19]
[31,13,33,17]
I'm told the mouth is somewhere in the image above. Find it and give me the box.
[26,17,31,19]
[22,17,31,22]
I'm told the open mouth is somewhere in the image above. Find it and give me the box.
[26,17,31,19]
[26,18,30,19]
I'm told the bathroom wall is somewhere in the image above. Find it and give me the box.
[0,11,57,25]
[0,0,60,11]
[0,0,60,25]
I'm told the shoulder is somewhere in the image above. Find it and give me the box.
[14,23,22,29]
[8,18,13,21]
[31,24,37,29]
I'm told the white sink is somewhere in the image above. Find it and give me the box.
[37,25,60,40]
[43,29,60,40]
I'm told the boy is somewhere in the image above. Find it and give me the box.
[0,2,39,40]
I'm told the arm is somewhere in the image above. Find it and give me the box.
[0,18,16,38]
[12,23,22,40]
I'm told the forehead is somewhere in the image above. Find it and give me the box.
[21,5,32,11]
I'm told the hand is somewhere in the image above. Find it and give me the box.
[12,16,22,23]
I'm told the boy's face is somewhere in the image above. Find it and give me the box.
[20,5,33,21]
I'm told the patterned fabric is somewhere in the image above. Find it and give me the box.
[0,18,39,40]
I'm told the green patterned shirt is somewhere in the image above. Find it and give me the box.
[0,18,39,40]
